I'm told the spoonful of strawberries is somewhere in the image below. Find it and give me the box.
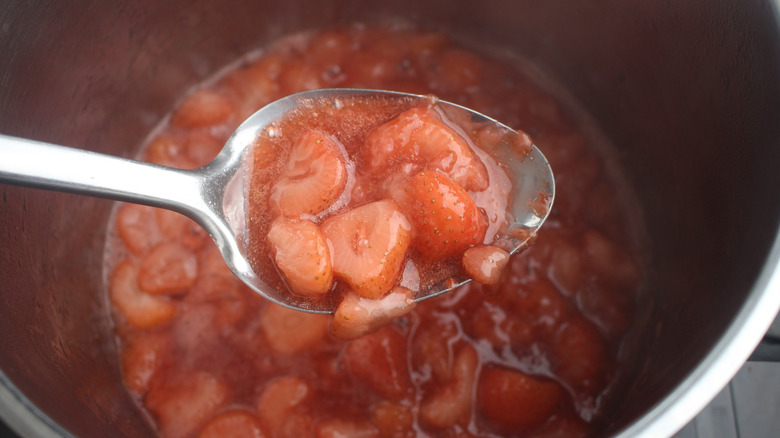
[0,89,554,317]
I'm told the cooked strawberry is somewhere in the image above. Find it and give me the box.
[321,200,411,299]
[371,401,414,438]
[420,344,478,428]
[198,410,267,438]
[330,287,416,340]
[552,317,609,395]
[269,130,348,217]
[315,418,379,438]
[256,376,313,437]
[155,209,209,250]
[532,414,589,438]
[462,245,510,284]
[171,89,234,128]
[343,326,412,401]
[145,371,230,438]
[137,242,199,295]
[363,105,488,191]
[477,366,563,432]
[260,303,330,354]
[110,259,178,329]
[267,217,333,298]
[115,203,163,255]
[121,331,173,395]
[394,170,487,260]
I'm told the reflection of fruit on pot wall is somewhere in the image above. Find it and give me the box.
[105,24,647,437]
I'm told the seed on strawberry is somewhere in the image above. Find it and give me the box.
[321,200,412,299]
[269,130,348,217]
[363,105,489,192]
[267,217,333,298]
[394,170,487,260]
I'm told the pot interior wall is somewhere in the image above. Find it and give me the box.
[1,0,779,436]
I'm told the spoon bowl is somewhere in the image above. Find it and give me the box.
[0,88,554,313]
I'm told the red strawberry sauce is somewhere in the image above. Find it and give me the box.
[246,94,511,309]
[104,24,648,438]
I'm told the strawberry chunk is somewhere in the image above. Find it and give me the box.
[198,410,267,438]
[137,242,198,295]
[343,326,412,401]
[260,303,330,354]
[315,419,378,438]
[256,376,311,437]
[420,344,478,428]
[321,200,411,299]
[330,287,416,340]
[462,245,510,284]
[171,89,234,128]
[551,317,609,395]
[155,209,209,250]
[371,401,414,437]
[115,203,162,255]
[120,331,172,395]
[267,217,333,298]
[110,259,178,329]
[146,371,230,438]
[269,130,348,217]
[393,170,487,260]
[363,106,488,192]
[532,414,589,438]
[477,366,563,432]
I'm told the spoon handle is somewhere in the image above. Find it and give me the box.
[0,134,202,212]
[0,133,251,283]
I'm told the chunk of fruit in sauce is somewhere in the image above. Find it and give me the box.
[330,287,416,340]
[137,242,199,295]
[343,326,413,401]
[461,245,510,284]
[321,199,412,299]
[478,366,564,432]
[419,344,478,428]
[197,410,266,438]
[363,105,489,191]
[259,303,330,354]
[269,130,348,217]
[391,169,488,260]
[267,217,333,298]
[110,259,177,329]
[145,371,230,438]
[256,376,311,436]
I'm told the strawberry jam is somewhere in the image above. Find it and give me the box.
[105,23,647,438]
[245,94,513,312]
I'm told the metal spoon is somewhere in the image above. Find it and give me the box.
[0,88,554,314]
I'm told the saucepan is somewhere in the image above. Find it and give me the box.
[1,0,779,437]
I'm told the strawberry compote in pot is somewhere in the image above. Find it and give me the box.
[246,93,518,327]
[105,24,647,438]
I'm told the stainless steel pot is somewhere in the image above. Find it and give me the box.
[1,1,779,437]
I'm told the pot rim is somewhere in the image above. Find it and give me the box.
[614,226,780,437]
[0,372,71,438]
